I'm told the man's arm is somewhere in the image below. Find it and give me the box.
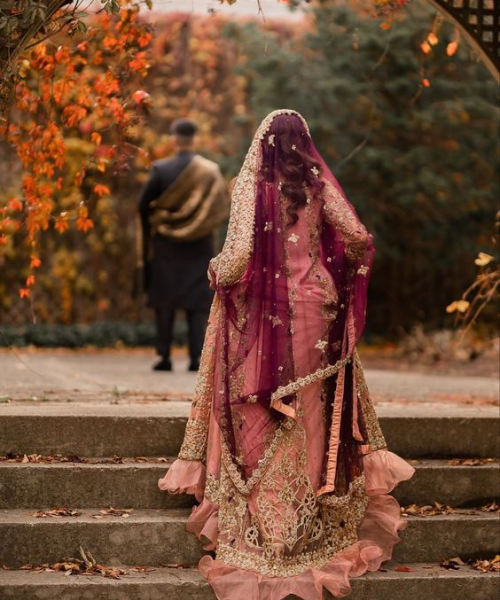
[137,166,163,291]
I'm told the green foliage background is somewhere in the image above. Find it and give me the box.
[0,0,498,341]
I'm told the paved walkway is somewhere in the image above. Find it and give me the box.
[0,349,497,406]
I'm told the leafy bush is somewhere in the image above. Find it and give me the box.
[0,320,187,348]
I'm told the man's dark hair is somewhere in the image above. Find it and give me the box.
[170,118,198,138]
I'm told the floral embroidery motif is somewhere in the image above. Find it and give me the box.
[264,221,273,232]
[268,134,276,146]
[269,314,284,328]
[357,265,369,276]
[287,233,299,244]
[311,166,320,177]
[315,339,328,351]
[215,425,370,578]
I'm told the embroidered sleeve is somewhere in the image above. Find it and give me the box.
[354,351,387,452]
[322,180,369,261]
[178,296,220,462]
[209,169,255,287]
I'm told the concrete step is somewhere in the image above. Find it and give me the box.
[1,459,498,510]
[1,403,499,458]
[0,508,497,568]
[0,563,498,600]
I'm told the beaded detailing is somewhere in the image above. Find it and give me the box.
[220,417,296,497]
[215,424,370,578]
[322,180,369,262]
[178,297,220,463]
[271,357,352,404]
[354,351,387,452]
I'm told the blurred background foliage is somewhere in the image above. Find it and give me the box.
[0,0,498,343]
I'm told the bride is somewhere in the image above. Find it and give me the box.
[159,109,415,600]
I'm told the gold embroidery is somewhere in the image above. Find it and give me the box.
[322,180,369,262]
[271,357,352,403]
[178,297,220,462]
[215,425,370,578]
[205,472,221,505]
[354,351,387,452]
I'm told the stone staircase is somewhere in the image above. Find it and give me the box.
[0,402,499,599]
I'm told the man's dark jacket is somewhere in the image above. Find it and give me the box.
[138,151,216,312]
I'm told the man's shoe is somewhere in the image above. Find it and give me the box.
[153,357,172,372]
[188,359,200,372]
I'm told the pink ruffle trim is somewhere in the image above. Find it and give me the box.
[158,459,206,502]
[161,450,415,600]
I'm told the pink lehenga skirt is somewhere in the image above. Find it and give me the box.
[159,295,415,600]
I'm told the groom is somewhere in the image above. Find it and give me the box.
[138,119,229,372]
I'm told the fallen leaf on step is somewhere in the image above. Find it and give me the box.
[401,502,455,517]
[91,507,133,518]
[394,566,413,572]
[481,502,500,512]
[32,508,81,518]
[440,557,465,570]
[0,453,88,463]
[447,458,498,467]
[162,563,187,569]
[131,566,157,572]
[470,556,500,573]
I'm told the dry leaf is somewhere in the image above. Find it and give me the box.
[474,252,494,267]
[32,508,81,518]
[91,508,133,518]
[481,502,500,512]
[162,563,187,569]
[440,557,464,570]
[470,556,500,573]
[394,566,413,572]
[447,458,498,467]
[401,502,455,517]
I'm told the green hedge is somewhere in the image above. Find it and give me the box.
[0,320,188,348]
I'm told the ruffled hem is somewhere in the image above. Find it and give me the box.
[158,459,206,502]
[162,449,415,600]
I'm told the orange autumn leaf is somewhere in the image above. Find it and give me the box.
[427,32,438,46]
[129,52,149,72]
[62,104,88,127]
[447,40,459,56]
[420,41,431,55]
[54,215,70,234]
[4,4,152,297]
[76,217,94,233]
[19,288,31,299]
[30,256,42,269]
[8,198,23,212]
[94,184,111,197]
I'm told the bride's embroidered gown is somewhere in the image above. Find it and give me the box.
[159,110,415,600]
